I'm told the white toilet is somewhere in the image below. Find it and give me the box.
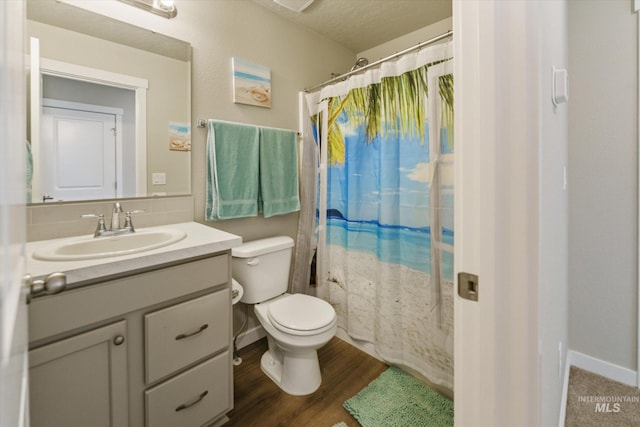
[232,236,337,396]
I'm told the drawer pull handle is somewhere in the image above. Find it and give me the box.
[175,324,209,340]
[175,390,208,412]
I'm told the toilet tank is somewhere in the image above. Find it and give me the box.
[232,236,294,304]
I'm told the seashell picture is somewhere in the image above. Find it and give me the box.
[232,57,272,108]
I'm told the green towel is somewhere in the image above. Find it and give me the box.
[206,120,260,220]
[259,128,300,218]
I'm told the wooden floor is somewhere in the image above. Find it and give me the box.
[226,337,388,427]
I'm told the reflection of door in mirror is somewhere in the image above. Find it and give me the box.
[40,73,139,202]
[41,98,122,202]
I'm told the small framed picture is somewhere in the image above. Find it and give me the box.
[168,122,191,151]
[232,57,272,108]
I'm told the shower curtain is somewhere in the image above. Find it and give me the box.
[305,41,454,389]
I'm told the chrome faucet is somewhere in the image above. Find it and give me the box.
[111,202,123,230]
[82,203,144,238]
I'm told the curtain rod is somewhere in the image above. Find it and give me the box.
[304,30,453,93]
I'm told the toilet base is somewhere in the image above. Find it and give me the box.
[260,348,322,396]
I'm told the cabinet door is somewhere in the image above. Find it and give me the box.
[29,321,128,427]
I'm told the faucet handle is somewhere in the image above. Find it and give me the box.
[124,210,145,232]
[82,214,107,237]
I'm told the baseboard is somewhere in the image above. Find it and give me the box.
[558,351,571,427]
[235,325,266,350]
[567,350,638,388]
[559,350,638,427]
[335,327,383,362]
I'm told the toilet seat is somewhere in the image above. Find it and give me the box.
[267,294,336,336]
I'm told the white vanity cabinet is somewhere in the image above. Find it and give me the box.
[28,253,234,427]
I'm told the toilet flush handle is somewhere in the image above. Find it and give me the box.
[247,258,260,266]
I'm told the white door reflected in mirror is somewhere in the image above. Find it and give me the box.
[41,100,122,202]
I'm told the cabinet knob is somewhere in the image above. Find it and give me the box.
[113,335,125,346]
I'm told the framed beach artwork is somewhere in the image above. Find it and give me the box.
[232,57,272,108]
[168,122,191,151]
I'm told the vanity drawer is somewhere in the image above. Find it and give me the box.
[145,290,230,383]
[145,351,230,427]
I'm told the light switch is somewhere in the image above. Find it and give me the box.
[152,172,166,185]
[552,67,568,106]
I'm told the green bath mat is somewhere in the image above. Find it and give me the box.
[343,367,453,427]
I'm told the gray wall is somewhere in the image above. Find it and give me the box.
[180,0,355,242]
[569,0,638,370]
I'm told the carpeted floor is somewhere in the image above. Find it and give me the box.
[343,366,453,427]
[565,366,640,427]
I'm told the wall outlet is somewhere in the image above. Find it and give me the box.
[152,172,166,185]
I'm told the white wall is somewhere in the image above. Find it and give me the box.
[568,0,638,372]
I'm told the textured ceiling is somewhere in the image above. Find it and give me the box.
[251,0,452,53]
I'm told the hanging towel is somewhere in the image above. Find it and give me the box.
[259,128,300,218]
[205,120,260,220]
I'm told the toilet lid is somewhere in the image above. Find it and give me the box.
[267,294,335,334]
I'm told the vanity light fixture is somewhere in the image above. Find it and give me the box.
[117,0,177,19]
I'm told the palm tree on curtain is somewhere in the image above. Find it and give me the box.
[320,62,454,165]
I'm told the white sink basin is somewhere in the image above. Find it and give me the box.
[33,229,187,261]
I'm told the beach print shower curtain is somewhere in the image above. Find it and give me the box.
[306,41,454,389]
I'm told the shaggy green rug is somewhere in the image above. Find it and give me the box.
[343,367,453,427]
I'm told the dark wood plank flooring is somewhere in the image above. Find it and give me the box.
[226,337,388,427]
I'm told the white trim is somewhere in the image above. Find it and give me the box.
[568,350,638,388]
[134,87,147,196]
[334,327,382,362]
[637,11,640,390]
[558,350,571,427]
[42,98,124,116]
[39,58,148,90]
[29,38,41,204]
[235,325,266,350]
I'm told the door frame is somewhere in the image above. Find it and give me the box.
[0,0,28,426]
[453,1,546,425]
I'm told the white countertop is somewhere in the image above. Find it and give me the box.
[25,222,242,289]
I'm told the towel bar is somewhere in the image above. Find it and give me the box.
[197,118,301,136]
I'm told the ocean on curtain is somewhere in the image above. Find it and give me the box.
[305,41,454,389]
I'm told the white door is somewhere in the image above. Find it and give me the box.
[40,103,118,202]
[0,1,29,426]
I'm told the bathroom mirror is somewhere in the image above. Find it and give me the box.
[26,0,191,204]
